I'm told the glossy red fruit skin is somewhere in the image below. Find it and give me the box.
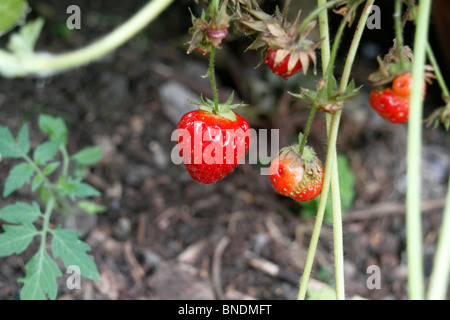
[369,88,409,123]
[269,156,303,196]
[176,110,250,184]
[264,48,303,80]
[290,172,324,202]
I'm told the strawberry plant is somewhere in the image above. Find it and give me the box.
[0,114,103,299]
[0,0,449,301]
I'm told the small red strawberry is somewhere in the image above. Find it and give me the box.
[176,107,250,184]
[264,48,305,80]
[269,145,324,202]
[369,73,426,124]
[369,87,409,124]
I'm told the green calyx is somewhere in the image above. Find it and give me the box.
[280,140,321,176]
[290,75,361,114]
[189,91,247,122]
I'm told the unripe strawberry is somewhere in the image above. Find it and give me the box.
[269,145,324,202]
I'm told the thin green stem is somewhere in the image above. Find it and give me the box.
[427,173,450,299]
[394,0,406,69]
[23,154,71,215]
[299,106,317,154]
[324,5,357,84]
[317,0,331,68]
[297,0,374,300]
[0,0,174,77]
[298,108,342,300]
[209,46,219,112]
[318,0,346,300]
[406,0,432,300]
[297,0,341,36]
[60,145,70,179]
[39,197,55,251]
[426,43,450,98]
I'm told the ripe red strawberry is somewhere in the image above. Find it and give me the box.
[176,109,250,184]
[369,73,427,124]
[369,87,409,123]
[369,72,427,124]
[264,48,305,80]
[269,145,324,202]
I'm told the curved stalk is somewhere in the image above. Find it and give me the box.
[209,46,220,111]
[0,0,174,77]
[427,173,450,299]
[394,0,406,69]
[297,0,374,300]
[406,0,432,300]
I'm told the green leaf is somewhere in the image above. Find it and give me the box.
[7,17,45,53]
[71,145,102,166]
[77,200,106,215]
[17,124,30,155]
[306,284,337,300]
[50,227,100,281]
[3,162,35,197]
[58,178,101,201]
[33,139,62,165]
[0,125,27,158]
[31,173,44,192]
[19,249,62,300]
[38,114,67,143]
[43,161,60,175]
[0,223,38,257]
[0,0,26,34]
[0,201,41,224]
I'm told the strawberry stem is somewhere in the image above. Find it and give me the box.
[209,46,220,112]
[394,0,406,69]
[0,0,175,77]
[297,0,375,301]
[296,0,341,36]
[281,0,291,28]
[322,3,359,97]
[299,105,317,154]
[426,43,450,99]
[406,0,432,300]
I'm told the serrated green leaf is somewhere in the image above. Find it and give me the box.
[33,139,61,165]
[0,0,26,33]
[19,249,62,300]
[17,124,30,155]
[77,200,106,215]
[0,125,26,158]
[43,161,60,175]
[0,201,41,224]
[58,178,100,201]
[3,162,35,197]
[0,223,38,257]
[7,17,44,53]
[50,227,100,281]
[38,114,67,143]
[71,145,102,166]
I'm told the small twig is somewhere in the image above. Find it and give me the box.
[343,197,446,222]
[212,235,230,300]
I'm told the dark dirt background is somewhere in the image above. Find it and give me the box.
[0,0,449,300]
